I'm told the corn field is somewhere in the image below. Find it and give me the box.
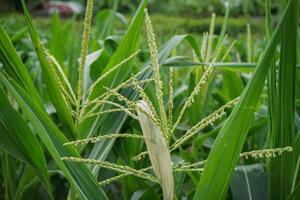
[0,0,299,199]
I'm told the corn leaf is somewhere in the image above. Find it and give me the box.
[21,0,76,136]
[1,153,17,200]
[0,27,42,106]
[0,86,53,199]
[0,71,107,200]
[193,1,292,199]
[268,0,298,198]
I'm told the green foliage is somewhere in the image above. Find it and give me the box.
[0,0,299,199]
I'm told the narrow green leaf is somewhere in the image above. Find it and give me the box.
[193,1,292,199]
[168,61,300,71]
[0,121,25,161]
[21,0,76,136]
[269,0,298,198]
[1,152,17,200]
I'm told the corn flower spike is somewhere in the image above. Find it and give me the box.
[81,78,154,118]
[173,147,293,172]
[83,100,138,121]
[83,108,138,121]
[104,87,161,127]
[47,52,76,102]
[80,67,152,117]
[64,133,143,146]
[87,49,141,99]
[99,174,129,187]
[131,151,148,161]
[76,0,93,124]
[59,83,76,106]
[171,97,240,151]
[167,67,174,130]
[144,9,169,141]
[85,100,129,114]
[172,161,205,172]
[172,64,215,133]
[171,147,292,175]
[173,160,206,170]
[84,79,154,109]
[132,77,160,121]
[42,45,74,113]
[174,167,204,172]
[62,157,158,183]
[87,77,154,109]
[82,98,138,121]
[240,146,293,159]
[81,78,154,121]
[99,166,152,186]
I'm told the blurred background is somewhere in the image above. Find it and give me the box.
[0,0,281,35]
[0,0,280,16]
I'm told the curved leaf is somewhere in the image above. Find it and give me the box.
[0,71,107,200]
[22,0,76,136]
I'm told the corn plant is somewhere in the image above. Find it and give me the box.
[0,0,148,198]
[0,0,299,199]
[62,4,297,200]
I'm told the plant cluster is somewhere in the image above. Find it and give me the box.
[0,0,299,199]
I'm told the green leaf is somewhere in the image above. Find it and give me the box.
[193,1,293,199]
[168,61,300,72]
[88,49,111,82]
[288,182,300,200]
[50,11,65,66]
[21,0,76,136]
[222,70,244,99]
[0,123,24,160]
[268,0,298,198]
[1,152,17,200]
[94,6,127,39]
[0,27,42,106]
[291,135,300,197]
[0,86,53,199]
[0,71,107,200]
